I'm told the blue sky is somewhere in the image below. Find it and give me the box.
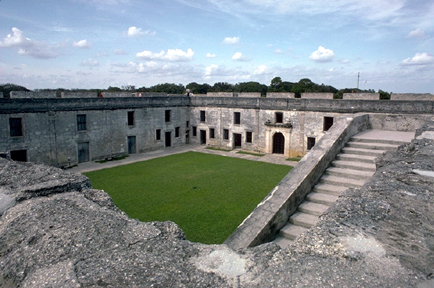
[0,0,433,93]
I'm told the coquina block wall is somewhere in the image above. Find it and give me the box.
[1,93,433,166]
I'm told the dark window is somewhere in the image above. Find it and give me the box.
[192,126,197,137]
[165,110,171,122]
[77,114,86,131]
[200,110,206,122]
[186,121,189,127]
[323,116,334,131]
[175,127,180,137]
[223,129,229,140]
[128,111,134,126]
[9,118,23,137]
[307,137,316,150]
[246,131,252,143]
[209,128,215,139]
[10,149,27,162]
[156,129,161,140]
[275,112,283,124]
[234,112,241,125]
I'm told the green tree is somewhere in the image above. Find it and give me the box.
[234,82,268,96]
[211,82,234,92]
[149,83,185,94]
[379,90,391,100]
[186,82,212,94]
[0,83,30,98]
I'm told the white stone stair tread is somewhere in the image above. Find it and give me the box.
[307,192,339,205]
[326,167,374,179]
[337,154,377,163]
[289,212,319,228]
[313,183,347,195]
[298,201,330,216]
[347,141,399,150]
[273,235,294,249]
[342,147,386,156]
[280,223,309,240]
[320,175,366,187]
[332,160,376,171]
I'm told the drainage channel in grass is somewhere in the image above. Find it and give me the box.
[85,151,291,244]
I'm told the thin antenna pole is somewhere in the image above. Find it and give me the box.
[357,72,360,89]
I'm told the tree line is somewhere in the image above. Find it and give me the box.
[0,77,391,99]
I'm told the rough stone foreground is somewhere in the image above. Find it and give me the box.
[1,123,433,287]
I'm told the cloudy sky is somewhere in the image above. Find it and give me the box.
[0,0,433,93]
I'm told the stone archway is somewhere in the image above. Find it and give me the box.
[272,132,285,154]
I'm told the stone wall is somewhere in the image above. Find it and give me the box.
[206,92,234,97]
[1,95,433,166]
[10,91,59,99]
[237,92,261,98]
[343,93,379,100]
[266,92,295,98]
[391,93,434,101]
[0,104,189,167]
[61,91,97,98]
[301,93,333,99]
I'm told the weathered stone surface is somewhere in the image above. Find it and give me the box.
[1,122,434,287]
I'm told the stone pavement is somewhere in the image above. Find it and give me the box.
[68,145,297,174]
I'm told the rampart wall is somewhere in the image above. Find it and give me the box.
[391,93,434,101]
[343,93,379,100]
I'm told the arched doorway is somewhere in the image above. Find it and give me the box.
[272,132,285,154]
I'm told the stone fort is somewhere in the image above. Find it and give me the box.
[1,91,433,166]
[1,90,434,286]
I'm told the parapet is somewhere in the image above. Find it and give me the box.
[391,93,434,101]
[236,92,261,98]
[10,91,59,99]
[343,93,379,100]
[301,93,334,99]
[266,92,295,98]
[206,92,234,97]
[61,91,97,98]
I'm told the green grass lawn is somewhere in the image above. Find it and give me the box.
[84,151,291,244]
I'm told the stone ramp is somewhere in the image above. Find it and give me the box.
[273,129,414,248]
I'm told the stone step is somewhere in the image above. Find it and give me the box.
[326,167,374,180]
[279,223,309,240]
[350,136,409,146]
[289,212,319,228]
[332,160,376,172]
[336,153,377,164]
[313,183,347,196]
[341,147,386,157]
[346,141,399,151]
[273,235,294,249]
[298,201,330,216]
[320,175,365,188]
[307,192,339,205]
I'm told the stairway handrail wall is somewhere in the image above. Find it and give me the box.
[225,113,370,250]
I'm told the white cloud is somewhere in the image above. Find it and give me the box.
[206,53,216,58]
[0,27,59,59]
[401,52,434,66]
[222,36,240,45]
[136,48,194,62]
[253,65,267,75]
[205,64,219,77]
[80,58,99,67]
[114,49,127,55]
[406,28,425,38]
[274,49,283,54]
[127,26,156,37]
[309,46,335,63]
[232,52,249,61]
[73,39,91,48]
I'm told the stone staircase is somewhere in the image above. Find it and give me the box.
[273,130,411,248]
